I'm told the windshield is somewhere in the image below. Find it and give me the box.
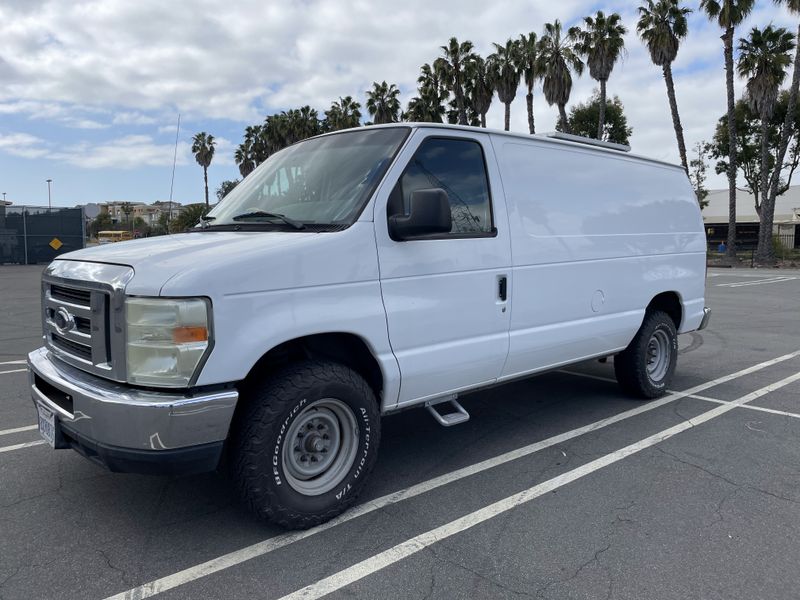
[206,127,409,228]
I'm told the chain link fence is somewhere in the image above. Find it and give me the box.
[0,205,85,265]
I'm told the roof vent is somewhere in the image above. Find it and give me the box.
[541,131,631,153]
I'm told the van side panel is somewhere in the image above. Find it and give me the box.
[492,137,706,379]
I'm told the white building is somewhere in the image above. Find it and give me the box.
[702,186,800,248]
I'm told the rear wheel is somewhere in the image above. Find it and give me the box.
[614,310,677,399]
[231,360,380,529]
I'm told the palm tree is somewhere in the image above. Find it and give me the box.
[700,0,756,261]
[518,33,540,134]
[191,132,216,207]
[437,37,476,125]
[325,96,362,131]
[767,0,800,216]
[538,20,584,133]
[405,63,448,122]
[234,143,254,178]
[466,56,495,127]
[366,81,402,124]
[737,25,796,263]
[488,39,522,131]
[572,11,627,139]
[637,0,693,173]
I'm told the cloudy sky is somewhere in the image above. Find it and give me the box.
[0,0,796,207]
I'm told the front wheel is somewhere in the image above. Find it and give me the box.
[231,361,380,529]
[614,310,678,399]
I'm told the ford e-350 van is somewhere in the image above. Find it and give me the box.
[28,123,709,528]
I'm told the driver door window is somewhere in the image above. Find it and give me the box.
[389,138,494,236]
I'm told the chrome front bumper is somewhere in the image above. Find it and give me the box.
[28,347,238,455]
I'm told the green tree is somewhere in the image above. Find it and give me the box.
[488,38,522,131]
[708,94,800,216]
[89,212,112,238]
[437,37,476,125]
[465,55,495,128]
[405,63,448,122]
[191,132,216,206]
[169,203,210,233]
[518,32,540,134]
[120,202,133,230]
[689,141,712,209]
[538,20,584,133]
[365,81,401,124]
[637,0,693,173]
[571,11,627,139]
[766,0,800,251]
[216,179,240,202]
[700,0,756,260]
[324,96,362,131]
[563,92,632,144]
[737,25,796,262]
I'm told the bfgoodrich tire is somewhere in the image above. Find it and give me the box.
[231,361,380,529]
[614,310,678,399]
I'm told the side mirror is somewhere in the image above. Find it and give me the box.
[388,188,452,241]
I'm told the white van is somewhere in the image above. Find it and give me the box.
[28,124,709,528]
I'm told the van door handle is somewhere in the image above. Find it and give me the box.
[498,276,507,301]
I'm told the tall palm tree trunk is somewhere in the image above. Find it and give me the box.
[723,27,738,262]
[558,104,570,134]
[203,165,209,206]
[504,102,511,131]
[755,115,774,263]
[662,63,689,174]
[526,90,535,134]
[480,112,487,128]
[598,79,607,140]
[455,82,467,126]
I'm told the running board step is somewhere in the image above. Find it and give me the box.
[425,397,470,427]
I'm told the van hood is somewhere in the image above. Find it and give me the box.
[57,226,377,296]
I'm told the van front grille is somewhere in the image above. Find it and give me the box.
[51,333,93,361]
[50,284,92,306]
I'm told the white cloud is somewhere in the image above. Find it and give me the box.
[112,111,157,125]
[0,132,49,158]
[0,0,796,188]
[48,135,192,169]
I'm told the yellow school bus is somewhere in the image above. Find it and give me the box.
[97,230,134,244]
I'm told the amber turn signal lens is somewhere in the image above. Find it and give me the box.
[172,326,208,343]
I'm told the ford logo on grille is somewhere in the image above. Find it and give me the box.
[54,306,76,334]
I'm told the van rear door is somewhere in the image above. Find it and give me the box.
[374,130,512,406]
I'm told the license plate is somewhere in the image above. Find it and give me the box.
[36,404,56,448]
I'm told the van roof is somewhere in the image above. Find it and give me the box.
[340,122,684,172]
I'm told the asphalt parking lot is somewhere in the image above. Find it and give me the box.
[1,265,799,600]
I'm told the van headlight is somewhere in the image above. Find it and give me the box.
[125,297,212,387]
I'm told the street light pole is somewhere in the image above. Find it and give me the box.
[2,192,6,203]
[46,179,52,209]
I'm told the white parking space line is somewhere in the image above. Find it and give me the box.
[0,425,38,437]
[688,395,800,420]
[0,368,27,375]
[0,440,46,454]
[717,276,798,288]
[0,360,26,366]
[106,350,800,600]
[562,371,800,421]
[280,370,800,600]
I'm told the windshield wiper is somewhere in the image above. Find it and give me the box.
[231,211,306,230]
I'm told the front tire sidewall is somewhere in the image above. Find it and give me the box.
[269,381,375,516]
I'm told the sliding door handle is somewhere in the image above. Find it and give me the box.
[498,276,507,301]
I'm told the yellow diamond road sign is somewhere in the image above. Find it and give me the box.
[49,238,63,250]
